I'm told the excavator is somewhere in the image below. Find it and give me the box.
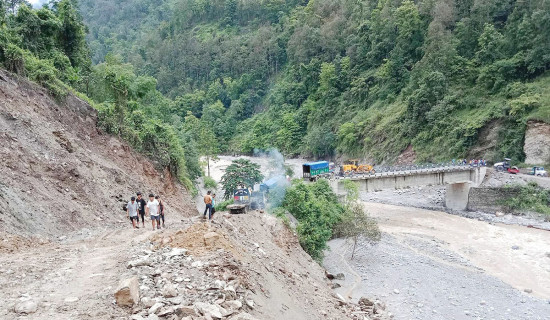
[341,159,376,174]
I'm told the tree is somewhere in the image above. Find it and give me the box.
[333,180,381,259]
[220,159,263,200]
[198,125,218,177]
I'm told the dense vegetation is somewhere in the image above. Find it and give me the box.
[79,0,550,164]
[0,0,201,190]
[280,179,379,261]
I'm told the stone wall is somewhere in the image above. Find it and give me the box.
[467,187,521,213]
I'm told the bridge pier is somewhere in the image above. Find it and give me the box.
[445,182,471,211]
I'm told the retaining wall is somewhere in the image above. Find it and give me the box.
[467,187,521,213]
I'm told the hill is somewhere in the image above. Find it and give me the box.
[78,0,550,164]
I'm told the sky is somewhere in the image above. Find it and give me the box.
[29,0,49,8]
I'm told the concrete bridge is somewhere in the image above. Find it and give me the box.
[328,166,487,210]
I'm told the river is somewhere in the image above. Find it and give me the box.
[324,202,550,320]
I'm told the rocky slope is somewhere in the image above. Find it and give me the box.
[524,120,550,165]
[0,69,194,244]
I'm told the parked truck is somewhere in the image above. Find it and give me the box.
[302,161,331,181]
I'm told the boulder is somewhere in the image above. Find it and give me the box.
[141,297,155,308]
[162,282,178,298]
[195,302,226,319]
[163,248,188,257]
[14,299,38,314]
[127,258,152,269]
[223,300,243,310]
[148,302,164,315]
[358,297,374,307]
[115,277,140,307]
[204,232,220,247]
[175,306,197,317]
[334,273,345,280]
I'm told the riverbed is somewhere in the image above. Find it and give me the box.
[324,202,550,320]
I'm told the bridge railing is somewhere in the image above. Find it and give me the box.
[330,162,485,180]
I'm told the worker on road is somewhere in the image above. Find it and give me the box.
[211,193,217,220]
[203,191,212,220]
[156,195,165,229]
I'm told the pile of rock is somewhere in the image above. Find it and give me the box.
[353,297,393,320]
[116,234,258,320]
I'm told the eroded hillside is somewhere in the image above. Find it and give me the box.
[0,69,194,245]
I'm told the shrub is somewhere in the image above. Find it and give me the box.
[216,198,234,211]
[501,182,550,218]
[282,179,345,261]
[3,43,25,75]
[203,176,217,189]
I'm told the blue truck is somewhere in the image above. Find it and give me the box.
[302,161,332,181]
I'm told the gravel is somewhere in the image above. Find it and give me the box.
[325,236,550,320]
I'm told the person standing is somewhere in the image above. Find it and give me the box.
[136,192,147,228]
[127,196,139,229]
[211,193,216,220]
[146,193,160,231]
[155,195,165,228]
[203,191,212,219]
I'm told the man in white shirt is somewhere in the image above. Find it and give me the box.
[126,196,139,229]
[146,193,160,231]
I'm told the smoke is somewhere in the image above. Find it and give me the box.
[253,148,287,179]
[253,148,291,209]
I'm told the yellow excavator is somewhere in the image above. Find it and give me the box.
[341,159,375,174]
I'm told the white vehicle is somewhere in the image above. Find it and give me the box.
[529,166,548,177]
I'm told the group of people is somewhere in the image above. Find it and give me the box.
[125,192,165,230]
[453,159,487,166]
[203,190,217,221]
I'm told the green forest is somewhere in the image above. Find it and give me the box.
[1,0,550,187]
[78,0,550,164]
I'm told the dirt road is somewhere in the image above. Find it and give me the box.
[0,227,155,319]
[325,202,550,319]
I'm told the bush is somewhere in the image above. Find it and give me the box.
[203,176,217,189]
[501,182,550,218]
[3,43,25,75]
[282,179,345,261]
[216,198,234,211]
[23,51,68,98]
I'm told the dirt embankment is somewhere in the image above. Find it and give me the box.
[0,69,194,245]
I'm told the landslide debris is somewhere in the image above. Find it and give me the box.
[122,212,392,320]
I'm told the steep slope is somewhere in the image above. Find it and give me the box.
[0,69,195,242]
